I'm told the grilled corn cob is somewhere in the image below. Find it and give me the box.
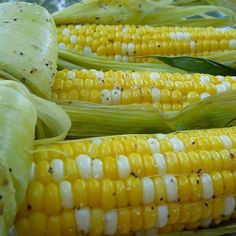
[57,25,236,62]
[16,126,236,235]
[52,69,236,111]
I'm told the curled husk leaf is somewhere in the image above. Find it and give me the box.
[0,2,58,98]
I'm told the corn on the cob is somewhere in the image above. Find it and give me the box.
[57,24,236,62]
[52,69,236,111]
[16,126,236,235]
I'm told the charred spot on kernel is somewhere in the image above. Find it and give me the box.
[197,169,202,174]
[131,172,138,178]
[27,204,32,210]
[157,45,161,48]
[196,179,200,184]
[151,206,154,210]
[160,197,163,201]
[48,167,53,174]
[191,140,195,145]
[213,195,216,199]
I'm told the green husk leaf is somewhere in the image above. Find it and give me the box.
[0,2,58,98]
[58,49,186,73]
[56,100,171,138]
[0,80,70,235]
[0,82,37,236]
[0,80,71,144]
[150,56,236,75]
[56,89,236,138]
[53,0,236,27]
[166,90,236,130]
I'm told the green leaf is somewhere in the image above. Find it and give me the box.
[0,2,58,98]
[151,56,236,75]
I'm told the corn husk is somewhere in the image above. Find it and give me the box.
[56,90,236,138]
[58,49,186,73]
[53,0,236,27]
[0,2,58,98]
[0,82,37,236]
[0,80,71,236]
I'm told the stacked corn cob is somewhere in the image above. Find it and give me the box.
[57,25,236,63]
[1,1,236,236]
[52,69,236,112]
[16,126,236,235]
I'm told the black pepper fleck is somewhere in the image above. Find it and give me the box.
[48,167,53,174]
[196,179,200,184]
[204,202,208,207]
[30,68,37,74]
[27,204,32,210]
[131,171,138,178]
[9,168,12,172]
[197,169,202,174]
[160,197,163,201]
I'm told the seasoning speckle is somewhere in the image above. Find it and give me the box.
[48,167,53,174]
[131,171,138,178]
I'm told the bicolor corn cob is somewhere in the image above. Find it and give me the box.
[57,24,236,62]
[52,69,236,111]
[16,126,236,235]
